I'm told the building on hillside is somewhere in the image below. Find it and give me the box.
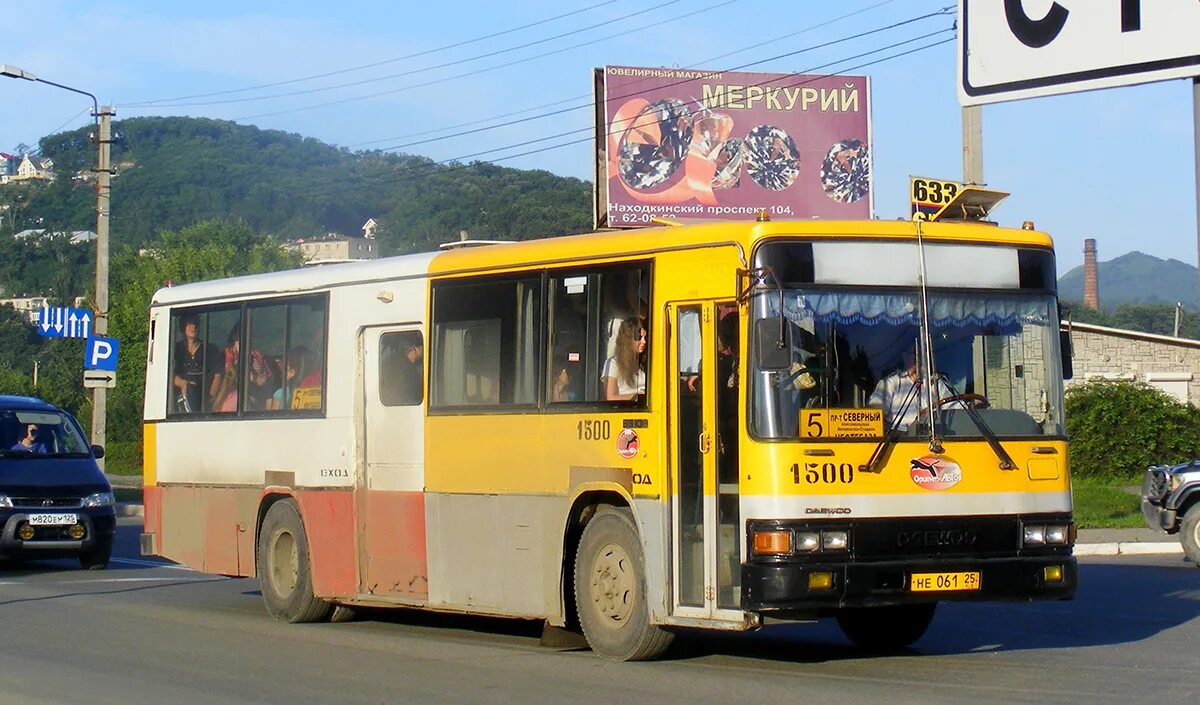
[296,233,379,266]
[9,154,54,182]
[362,218,378,239]
[11,229,96,245]
[1063,321,1200,405]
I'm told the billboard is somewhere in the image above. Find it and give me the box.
[595,66,872,228]
[959,0,1200,105]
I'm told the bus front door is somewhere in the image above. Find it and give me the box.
[670,301,742,620]
[357,326,429,602]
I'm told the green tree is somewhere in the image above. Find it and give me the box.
[1065,379,1200,481]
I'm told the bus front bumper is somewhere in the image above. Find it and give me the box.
[742,555,1077,612]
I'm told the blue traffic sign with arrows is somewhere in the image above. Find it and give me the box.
[37,306,94,338]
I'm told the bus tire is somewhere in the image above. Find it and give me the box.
[1181,503,1200,567]
[573,507,673,661]
[835,603,937,652]
[258,499,333,623]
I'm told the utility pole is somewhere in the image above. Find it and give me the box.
[962,105,983,184]
[1194,78,1199,315]
[93,105,114,471]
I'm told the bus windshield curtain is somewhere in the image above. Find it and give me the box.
[769,291,1049,328]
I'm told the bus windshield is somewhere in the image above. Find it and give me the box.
[750,288,1064,440]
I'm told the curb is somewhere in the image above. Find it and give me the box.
[1073,542,1183,556]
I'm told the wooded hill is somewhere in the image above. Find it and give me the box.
[1,115,592,261]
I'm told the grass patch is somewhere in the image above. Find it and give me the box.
[102,440,143,476]
[1072,477,1143,529]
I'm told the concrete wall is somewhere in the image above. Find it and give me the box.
[1065,324,1200,405]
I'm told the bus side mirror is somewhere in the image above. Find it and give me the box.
[755,318,790,371]
[1059,330,1073,380]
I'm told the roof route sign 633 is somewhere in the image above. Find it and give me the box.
[910,177,962,221]
[958,0,1200,105]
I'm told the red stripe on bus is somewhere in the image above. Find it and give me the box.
[294,489,358,598]
[363,490,428,600]
[143,485,163,541]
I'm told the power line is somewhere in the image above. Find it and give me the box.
[342,0,903,150]
[126,0,694,109]
[121,0,627,106]
[230,0,940,124]
[225,0,741,121]
[369,7,950,155]
[109,30,954,220]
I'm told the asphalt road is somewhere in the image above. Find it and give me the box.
[0,518,1196,705]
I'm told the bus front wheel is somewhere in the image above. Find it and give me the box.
[574,507,673,661]
[258,499,333,623]
[835,603,937,652]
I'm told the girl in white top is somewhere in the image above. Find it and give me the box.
[603,317,646,401]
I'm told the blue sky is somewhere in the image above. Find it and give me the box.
[2,0,1196,273]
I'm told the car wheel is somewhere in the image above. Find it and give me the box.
[257,499,333,623]
[574,506,673,661]
[836,603,937,652]
[80,541,112,571]
[1181,503,1200,567]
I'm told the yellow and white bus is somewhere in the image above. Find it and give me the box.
[141,215,1075,659]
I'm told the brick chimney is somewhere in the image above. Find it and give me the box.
[1083,238,1099,311]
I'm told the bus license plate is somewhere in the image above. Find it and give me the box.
[910,571,981,592]
[27,513,78,526]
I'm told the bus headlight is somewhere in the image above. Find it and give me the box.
[1023,523,1072,546]
[822,531,848,551]
[795,532,821,552]
[1044,524,1072,544]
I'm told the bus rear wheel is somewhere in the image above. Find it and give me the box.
[835,603,937,652]
[574,507,673,661]
[258,499,332,623]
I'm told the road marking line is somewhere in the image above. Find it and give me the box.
[0,577,221,585]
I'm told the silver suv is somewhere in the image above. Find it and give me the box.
[1141,460,1200,566]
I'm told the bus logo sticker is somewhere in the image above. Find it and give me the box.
[616,429,640,459]
[909,456,962,491]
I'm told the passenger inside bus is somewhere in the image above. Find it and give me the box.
[602,317,646,401]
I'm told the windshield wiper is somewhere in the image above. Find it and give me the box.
[859,380,923,474]
[936,375,1017,471]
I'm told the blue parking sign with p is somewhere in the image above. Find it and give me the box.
[85,336,119,371]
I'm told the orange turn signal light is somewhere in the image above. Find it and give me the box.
[753,530,792,555]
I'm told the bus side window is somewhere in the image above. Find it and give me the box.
[284,299,327,411]
[380,331,425,406]
[431,277,540,409]
[546,264,650,406]
[547,275,589,403]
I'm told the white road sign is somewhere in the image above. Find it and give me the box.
[959,0,1200,105]
[83,369,117,389]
